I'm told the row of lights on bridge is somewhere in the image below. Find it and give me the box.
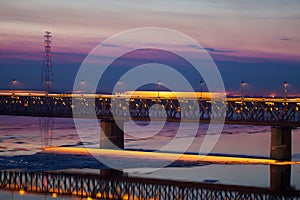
[157,80,289,100]
[240,80,288,100]
[10,78,289,99]
[14,187,102,200]
[12,189,58,199]
[158,80,289,99]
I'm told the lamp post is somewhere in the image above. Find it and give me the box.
[80,80,85,94]
[12,78,16,95]
[157,81,161,98]
[241,80,246,100]
[45,80,50,96]
[283,81,288,100]
[116,81,123,96]
[200,80,203,99]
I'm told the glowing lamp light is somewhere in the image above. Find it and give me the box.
[241,80,246,86]
[241,80,246,100]
[96,193,102,198]
[157,80,161,98]
[52,193,57,199]
[283,80,288,100]
[19,189,25,195]
[200,80,204,99]
[12,78,17,95]
[52,193,58,198]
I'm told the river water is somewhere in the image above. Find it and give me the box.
[0,115,300,199]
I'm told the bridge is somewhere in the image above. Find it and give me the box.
[0,92,300,195]
[0,168,299,199]
[0,92,299,162]
[1,93,300,125]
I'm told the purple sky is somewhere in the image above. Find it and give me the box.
[1,0,300,96]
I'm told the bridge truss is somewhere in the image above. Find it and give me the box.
[0,95,300,126]
[0,171,299,199]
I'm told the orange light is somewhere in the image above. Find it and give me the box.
[44,147,300,165]
[96,193,102,198]
[52,193,58,198]
[19,189,25,195]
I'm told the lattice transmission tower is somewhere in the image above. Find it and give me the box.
[40,30,54,147]
[41,30,53,94]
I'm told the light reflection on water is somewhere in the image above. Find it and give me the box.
[0,115,300,194]
[0,190,80,200]
[1,115,299,158]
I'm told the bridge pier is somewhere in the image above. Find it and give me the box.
[270,165,291,192]
[100,169,124,177]
[100,120,124,149]
[270,127,292,192]
[270,127,292,161]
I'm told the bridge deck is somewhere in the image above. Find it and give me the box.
[1,93,300,126]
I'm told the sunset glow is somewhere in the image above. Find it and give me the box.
[1,2,300,198]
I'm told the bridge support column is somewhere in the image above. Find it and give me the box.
[270,126,291,161]
[270,165,291,192]
[100,120,124,149]
[100,169,124,177]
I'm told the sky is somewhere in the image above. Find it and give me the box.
[1,0,300,96]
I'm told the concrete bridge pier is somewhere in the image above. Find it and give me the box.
[100,169,124,177]
[100,120,124,149]
[270,165,291,192]
[270,126,292,161]
[270,127,292,192]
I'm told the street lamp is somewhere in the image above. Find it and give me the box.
[116,81,123,96]
[283,81,288,100]
[200,80,203,99]
[157,81,161,98]
[12,78,16,95]
[45,80,50,96]
[241,80,246,100]
[80,80,86,94]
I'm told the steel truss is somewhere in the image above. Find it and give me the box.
[0,95,300,126]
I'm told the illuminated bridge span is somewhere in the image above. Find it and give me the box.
[0,170,299,199]
[0,93,299,160]
[0,94,300,125]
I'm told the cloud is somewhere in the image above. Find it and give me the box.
[101,43,120,48]
[186,44,235,53]
[204,47,235,53]
[279,38,291,41]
